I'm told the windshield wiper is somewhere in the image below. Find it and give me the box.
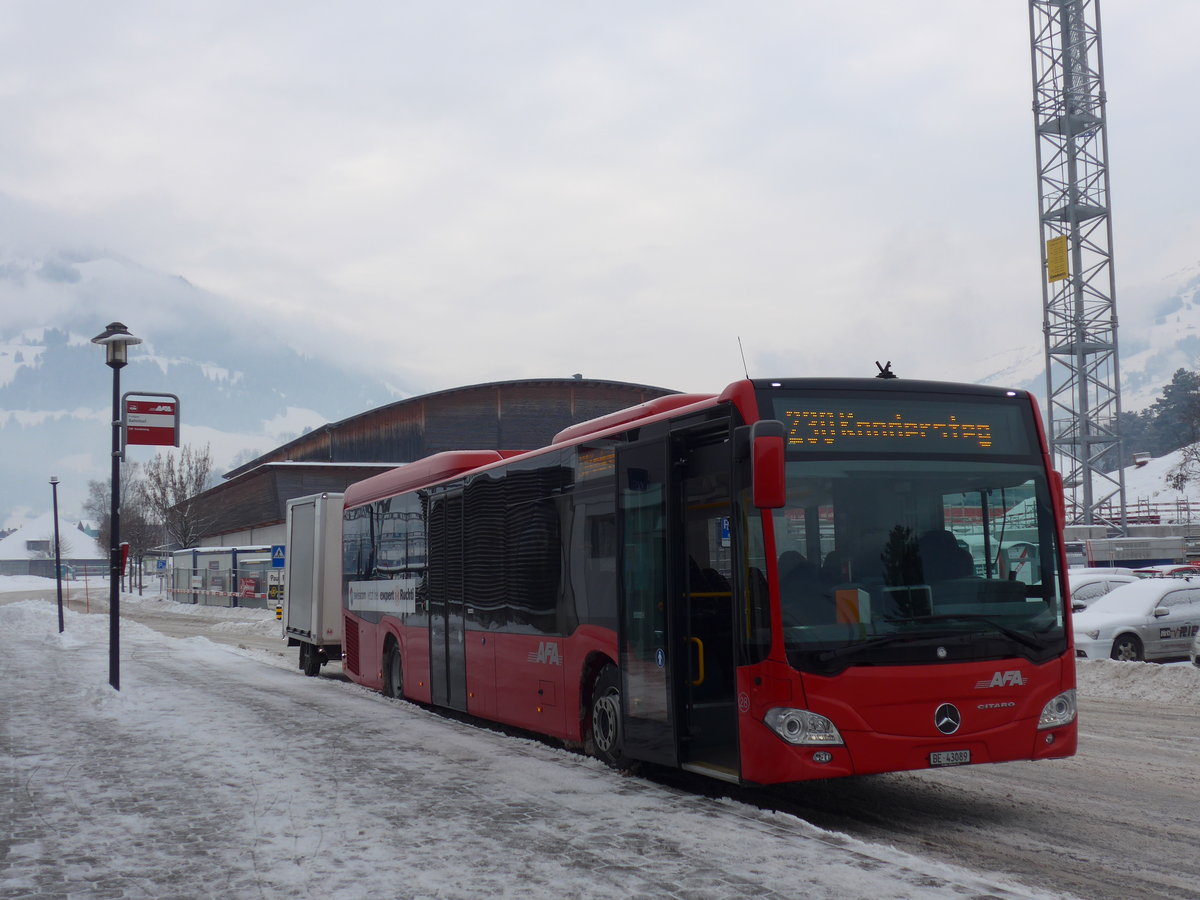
[813,630,961,664]
[899,614,1043,651]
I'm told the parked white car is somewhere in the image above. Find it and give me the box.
[1073,577,1200,662]
[1191,628,1200,668]
[1066,568,1140,612]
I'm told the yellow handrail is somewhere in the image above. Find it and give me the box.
[688,636,705,686]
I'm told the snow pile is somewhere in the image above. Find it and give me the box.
[0,574,62,591]
[1075,657,1200,705]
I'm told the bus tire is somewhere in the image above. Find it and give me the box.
[588,664,630,769]
[301,642,321,677]
[382,642,403,699]
[1110,633,1143,662]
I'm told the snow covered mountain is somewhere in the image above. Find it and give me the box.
[0,246,403,527]
[971,263,1200,413]
[1119,262,1200,411]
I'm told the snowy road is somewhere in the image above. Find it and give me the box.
[697,693,1200,900]
[3,581,1199,899]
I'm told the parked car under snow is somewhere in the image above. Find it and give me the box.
[1066,568,1140,612]
[1073,577,1200,663]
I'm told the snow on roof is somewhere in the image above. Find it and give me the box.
[0,511,106,560]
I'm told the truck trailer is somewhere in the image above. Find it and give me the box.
[283,492,345,676]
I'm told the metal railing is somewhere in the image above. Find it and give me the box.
[1092,498,1200,529]
[168,564,280,609]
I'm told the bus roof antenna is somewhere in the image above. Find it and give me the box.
[875,360,897,379]
[738,337,750,379]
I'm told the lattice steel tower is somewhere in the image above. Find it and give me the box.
[1029,0,1126,530]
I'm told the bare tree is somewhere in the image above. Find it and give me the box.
[1167,443,1200,492]
[29,533,74,559]
[84,461,150,555]
[141,444,218,550]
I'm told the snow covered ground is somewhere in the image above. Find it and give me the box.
[1120,443,1200,517]
[3,576,1198,900]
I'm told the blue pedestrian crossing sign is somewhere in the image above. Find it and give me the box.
[272,545,286,568]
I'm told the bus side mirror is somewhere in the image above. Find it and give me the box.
[751,420,786,509]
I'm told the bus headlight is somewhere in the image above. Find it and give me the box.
[764,708,844,746]
[1038,689,1076,730]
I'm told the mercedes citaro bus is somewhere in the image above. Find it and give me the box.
[335,375,1076,785]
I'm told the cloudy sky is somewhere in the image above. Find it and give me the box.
[2,1,1199,396]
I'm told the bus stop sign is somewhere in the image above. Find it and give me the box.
[123,393,180,450]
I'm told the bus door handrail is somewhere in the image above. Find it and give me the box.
[688,636,705,686]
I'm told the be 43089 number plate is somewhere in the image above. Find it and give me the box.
[930,749,970,767]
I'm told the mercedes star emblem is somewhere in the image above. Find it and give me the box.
[934,703,962,735]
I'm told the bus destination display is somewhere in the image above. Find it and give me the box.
[773,397,1033,455]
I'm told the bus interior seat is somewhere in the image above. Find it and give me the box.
[918,530,975,583]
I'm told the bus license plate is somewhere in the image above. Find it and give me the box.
[930,750,970,767]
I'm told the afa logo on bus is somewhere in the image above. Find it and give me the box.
[975,670,1027,689]
[527,642,562,666]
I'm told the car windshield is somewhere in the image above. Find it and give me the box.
[773,458,1066,674]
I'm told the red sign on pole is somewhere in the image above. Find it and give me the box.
[125,398,178,447]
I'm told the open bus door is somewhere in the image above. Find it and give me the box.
[617,439,679,767]
[617,429,739,778]
[677,437,739,781]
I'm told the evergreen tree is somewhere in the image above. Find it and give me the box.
[1147,368,1200,451]
[1113,368,1200,472]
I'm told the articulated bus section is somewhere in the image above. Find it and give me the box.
[321,377,1077,786]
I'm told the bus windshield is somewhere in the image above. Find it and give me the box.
[772,457,1065,675]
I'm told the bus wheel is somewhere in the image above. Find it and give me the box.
[1110,634,1143,662]
[382,643,403,699]
[300,643,321,677]
[589,665,629,768]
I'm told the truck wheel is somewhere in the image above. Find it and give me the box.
[383,644,403,699]
[588,664,630,769]
[301,643,321,677]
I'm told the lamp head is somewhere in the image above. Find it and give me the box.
[90,322,142,368]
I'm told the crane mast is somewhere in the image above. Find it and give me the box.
[1028,0,1126,531]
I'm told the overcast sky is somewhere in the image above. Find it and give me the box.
[2,1,1198,396]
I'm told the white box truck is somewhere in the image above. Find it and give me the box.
[283,492,345,676]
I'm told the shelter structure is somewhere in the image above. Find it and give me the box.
[186,377,677,547]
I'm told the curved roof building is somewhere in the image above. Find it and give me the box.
[190,377,677,546]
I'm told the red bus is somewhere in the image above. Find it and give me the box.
[337,377,1076,785]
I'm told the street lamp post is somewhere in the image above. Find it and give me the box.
[50,476,63,633]
[90,322,142,691]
